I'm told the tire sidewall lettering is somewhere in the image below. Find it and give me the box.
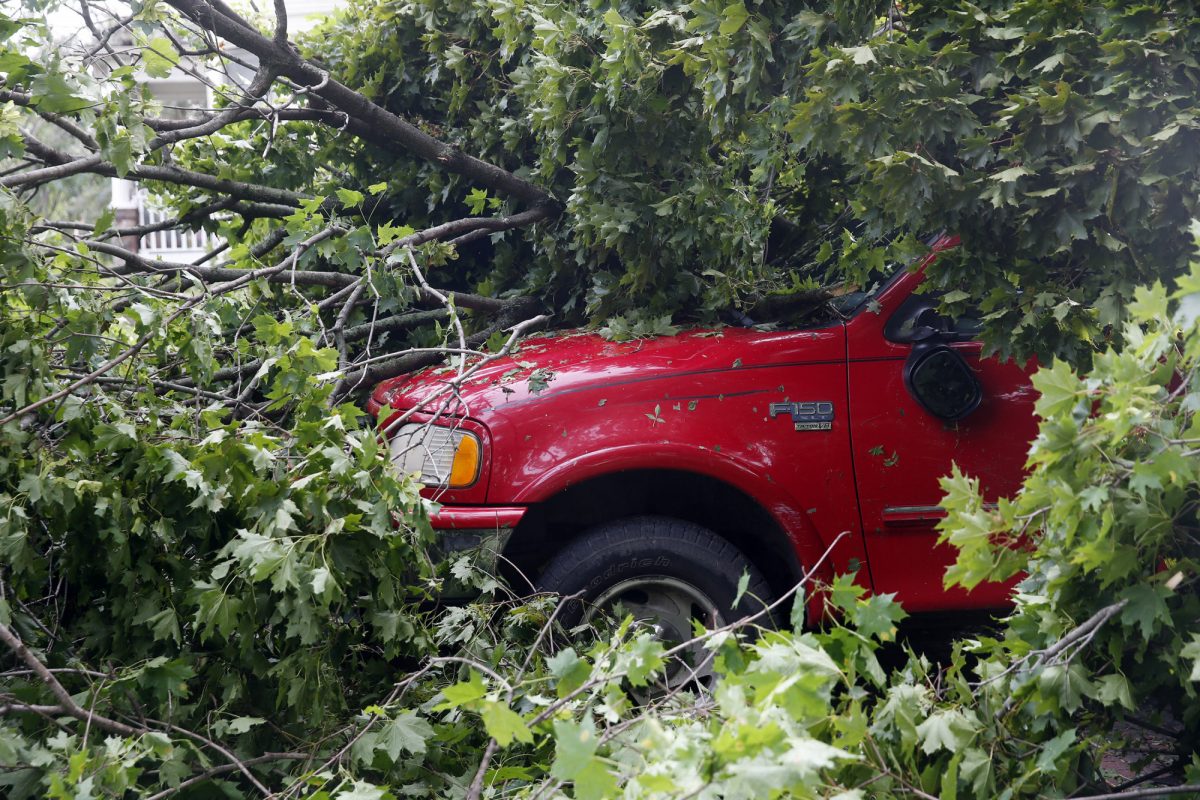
[584,556,672,593]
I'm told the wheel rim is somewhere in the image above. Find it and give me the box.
[585,575,726,690]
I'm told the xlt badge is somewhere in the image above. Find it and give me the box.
[770,401,834,431]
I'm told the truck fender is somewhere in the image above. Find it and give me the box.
[508,442,852,589]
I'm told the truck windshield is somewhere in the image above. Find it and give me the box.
[822,233,947,321]
[828,262,909,318]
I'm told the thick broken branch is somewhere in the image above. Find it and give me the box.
[164,0,560,210]
[10,130,310,209]
[148,66,279,147]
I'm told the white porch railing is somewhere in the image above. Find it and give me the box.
[137,198,217,261]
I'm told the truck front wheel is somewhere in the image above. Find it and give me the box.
[536,516,773,688]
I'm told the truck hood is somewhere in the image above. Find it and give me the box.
[369,325,844,418]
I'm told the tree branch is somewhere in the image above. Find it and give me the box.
[382,204,560,257]
[8,131,311,208]
[164,0,560,209]
[142,752,309,800]
[34,198,237,240]
[0,622,139,737]
[144,106,346,131]
[148,66,279,148]
[1070,786,1200,800]
[0,89,98,150]
[2,228,341,425]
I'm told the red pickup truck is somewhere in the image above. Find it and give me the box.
[368,243,1036,640]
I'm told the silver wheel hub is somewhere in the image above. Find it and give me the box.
[586,575,726,690]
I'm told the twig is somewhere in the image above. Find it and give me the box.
[979,600,1129,696]
[371,313,549,430]
[1106,762,1187,795]
[0,622,138,736]
[156,720,272,797]
[142,753,308,800]
[465,738,500,800]
[526,531,850,729]
[404,247,468,379]
[1065,785,1200,800]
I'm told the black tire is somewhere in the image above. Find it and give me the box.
[536,515,775,630]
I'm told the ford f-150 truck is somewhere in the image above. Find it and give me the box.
[367,241,1037,643]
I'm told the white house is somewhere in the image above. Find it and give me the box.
[111,0,340,261]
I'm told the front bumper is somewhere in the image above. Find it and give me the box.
[429,506,525,582]
[430,505,526,532]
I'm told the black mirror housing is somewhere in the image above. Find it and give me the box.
[904,344,982,421]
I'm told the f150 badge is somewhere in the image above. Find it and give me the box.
[770,401,834,431]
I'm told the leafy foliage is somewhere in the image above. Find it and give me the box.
[292,0,1200,360]
[2,0,1200,797]
[941,228,1200,728]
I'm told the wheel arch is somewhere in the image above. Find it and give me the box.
[501,466,816,602]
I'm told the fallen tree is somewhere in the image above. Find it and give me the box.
[2,0,1200,797]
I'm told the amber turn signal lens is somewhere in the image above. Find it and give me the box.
[448,433,481,488]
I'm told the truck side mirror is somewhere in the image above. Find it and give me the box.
[910,307,950,341]
[904,344,982,421]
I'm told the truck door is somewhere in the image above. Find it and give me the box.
[844,264,1037,611]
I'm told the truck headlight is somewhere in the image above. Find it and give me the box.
[388,423,481,488]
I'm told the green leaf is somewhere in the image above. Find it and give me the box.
[916,709,976,755]
[228,716,266,734]
[619,634,665,687]
[1036,664,1093,714]
[852,593,906,641]
[1032,360,1082,419]
[550,718,598,780]
[1034,728,1076,774]
[547,647,591,698]
[479,700,532,747]
[1095,675,1134,709]
[336,188,365,207]
[142,37,179,79]
[139,657,196,701]
[146,608,181,644]
[991,165,1033,183]
[732,569,751,607]
[437,670,487,709]
[310,566,334,597]
[1120,583,1173,638]
[465,188,489,214]
[719,3,750,35]
[574,757,618,800]
[336,780,387,800]
[376,711,433,760]
[829,573,866,612]
[194,582,243,641]
[790,587,807,630]
[842,45,875,65]
[960,747,993,795]
[91,208,115,237]
[1182,635,1200,682]
[985,26,1026,39]
[30,72,92,112]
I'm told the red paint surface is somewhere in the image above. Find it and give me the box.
[371,243,1036,612]
[428,506,526,530]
